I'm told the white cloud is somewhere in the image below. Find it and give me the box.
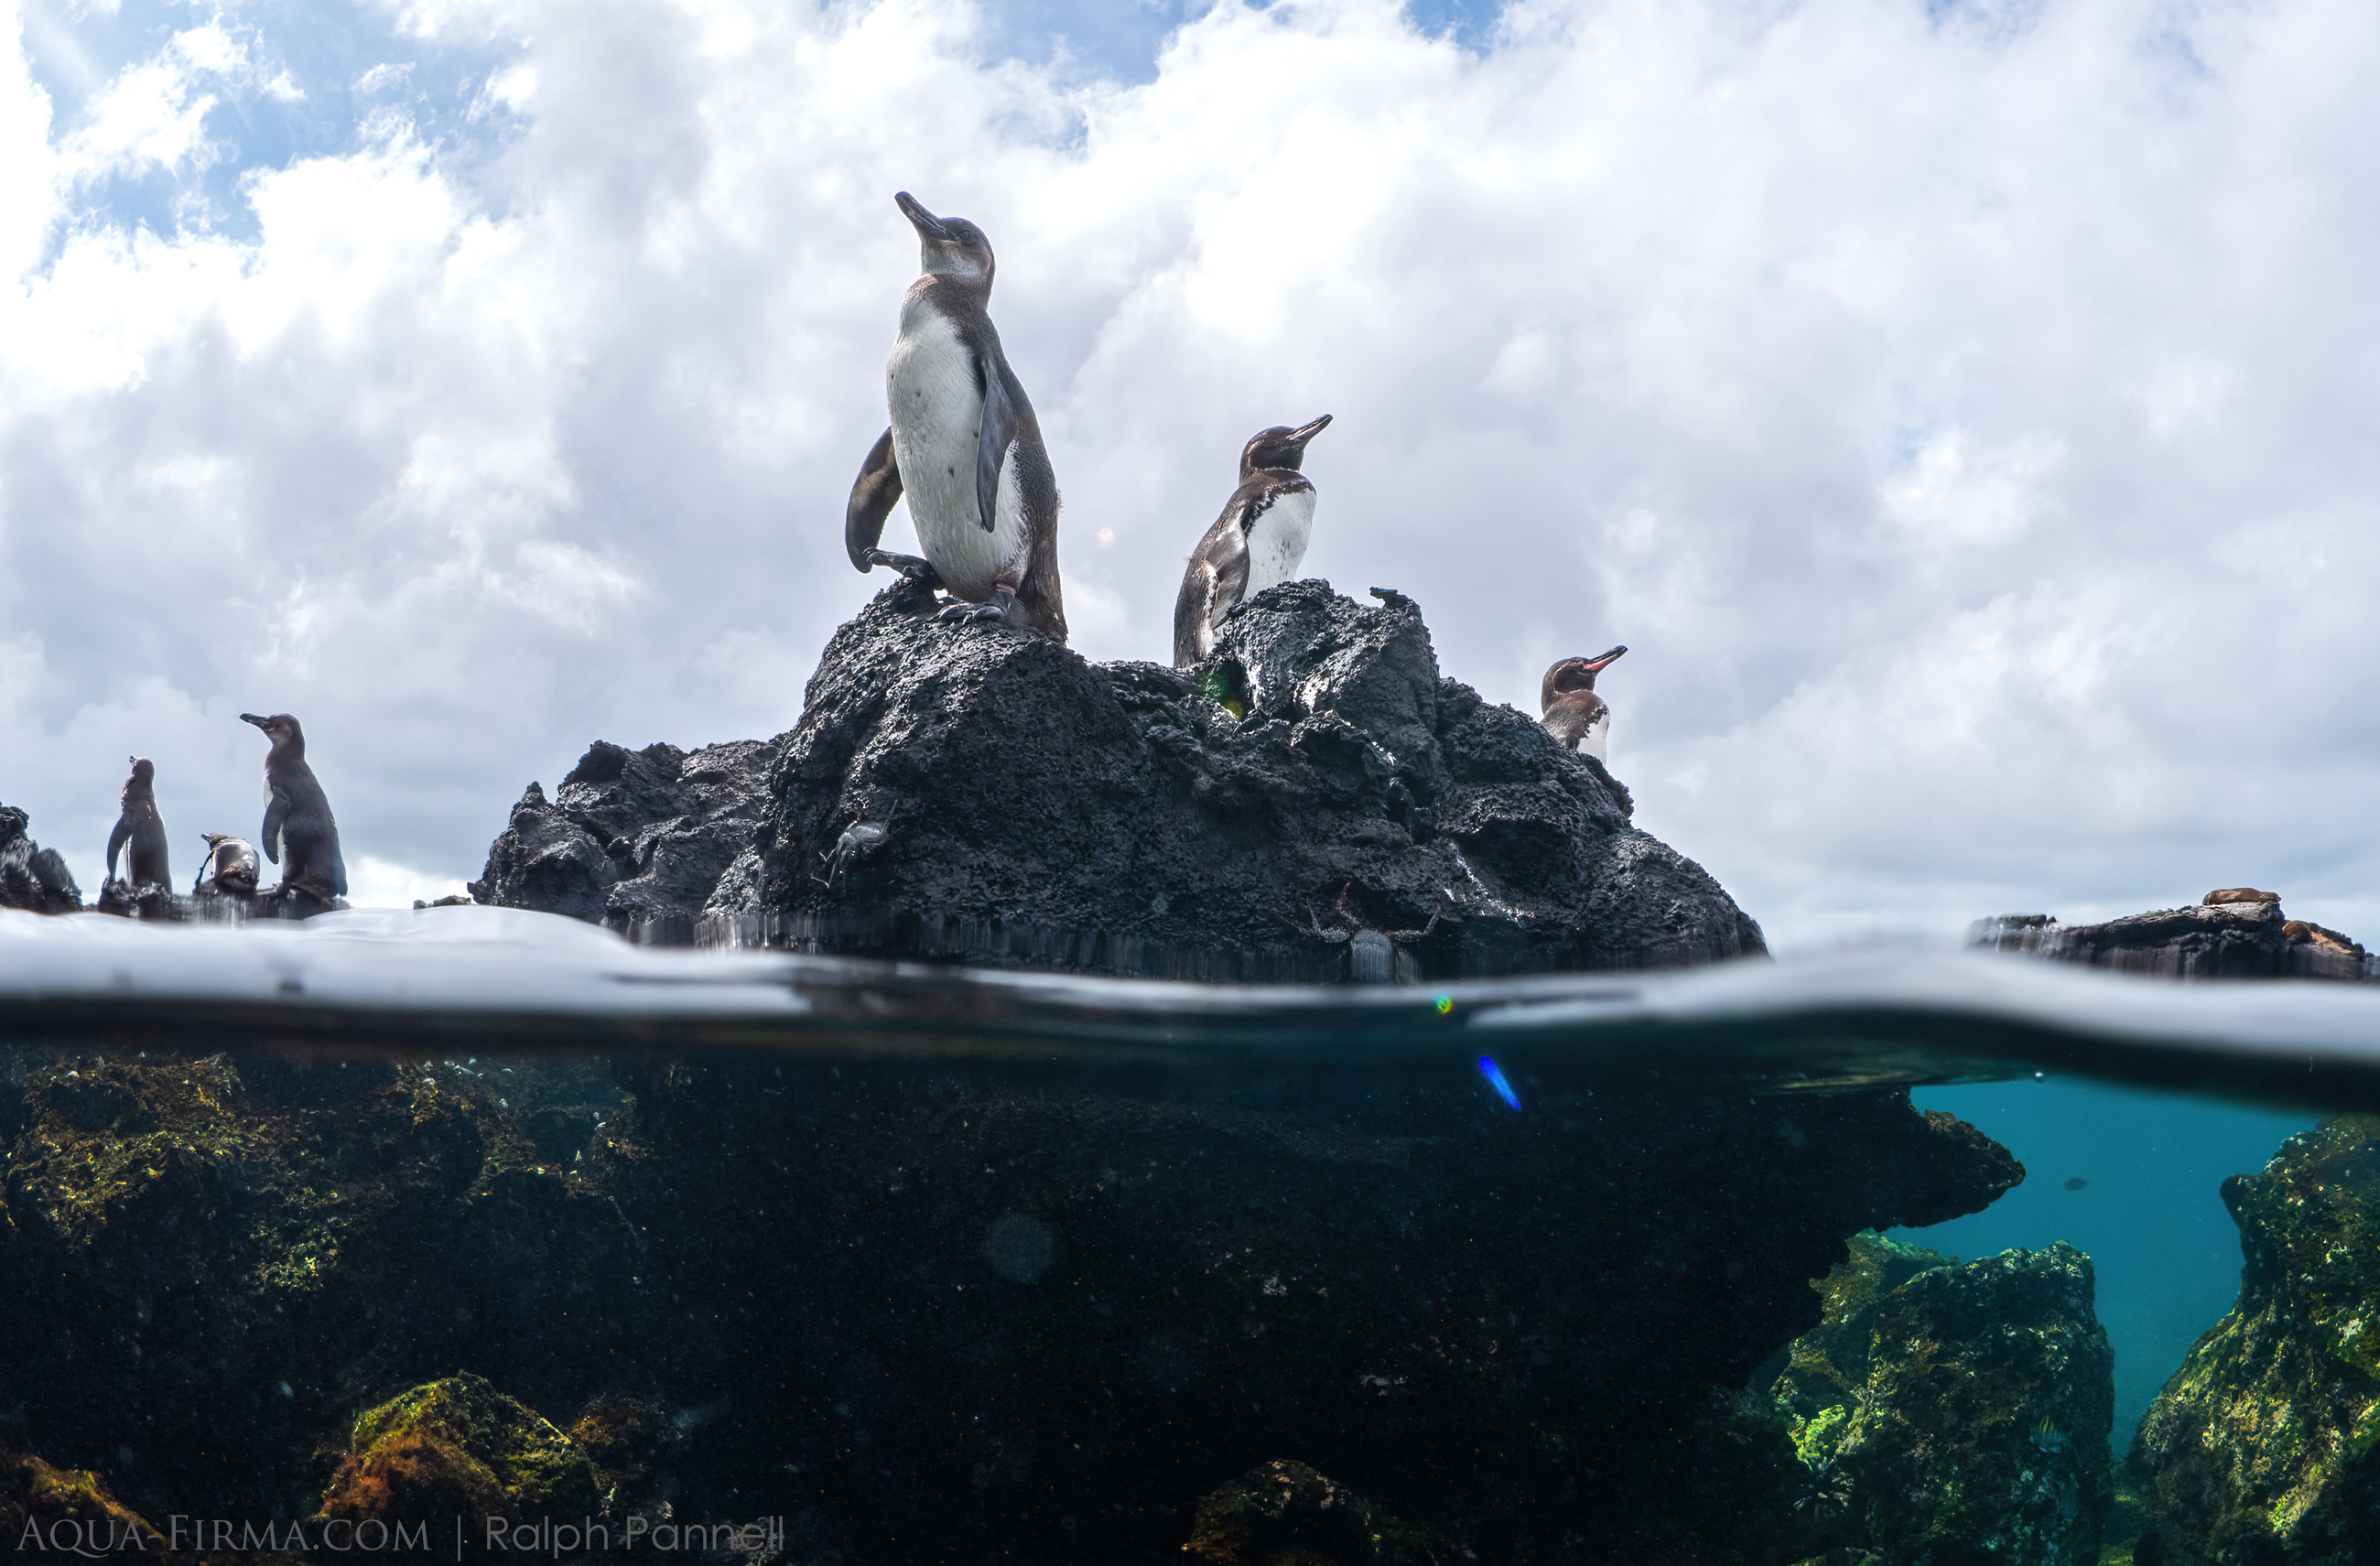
[1,0,2378,956]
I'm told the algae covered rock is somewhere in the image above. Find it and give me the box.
[0,804,80,913]
[1773,1240,2114,1565]
[2131,1116,2380,1563]
[313,1373,600,1541]
[1183,1459,1460,1564]
[1765,1231,1956,1431]
[1,1448,167,1560]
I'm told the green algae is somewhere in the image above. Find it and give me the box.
[316,1373,600,1536]
[1766,1237,2114,1565]
[2131,1115,2380,1563]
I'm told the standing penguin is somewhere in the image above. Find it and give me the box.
[104,756,170,888]
[844,191,1066,642]
[240,712,347,898]
[1173,416,1332,667]
[1540,647,1628,760]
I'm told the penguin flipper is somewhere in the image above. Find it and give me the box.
[975,361,1018,535]
[260,794,287,865]
[105,817,129,880]
[846,428,935,580]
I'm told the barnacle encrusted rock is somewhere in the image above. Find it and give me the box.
[476,578,1765,977]
[2130,1116,2380,1563]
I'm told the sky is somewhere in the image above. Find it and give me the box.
[1,0,2376,946]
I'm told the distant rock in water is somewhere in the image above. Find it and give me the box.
[1970,895,2376,981]
[476,579,1765,978]
[2131,1117,2380,1562]
[0,805,81,914]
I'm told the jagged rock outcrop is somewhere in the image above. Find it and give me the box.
[470,739,776,944]
[1971,896,2376,982]
[2131,1117,2380,1564]
[478,578,1764,977]
[1769,1237,2115,1565]
[0,805,80,913]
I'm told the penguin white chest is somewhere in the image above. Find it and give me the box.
[885,310,1026,601]
[1242,486,1316,599]
[1579,708,1612,762]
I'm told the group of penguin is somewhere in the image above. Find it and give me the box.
[98,191,1629,908]
[847,192,1633,761]
[103,713,346,902]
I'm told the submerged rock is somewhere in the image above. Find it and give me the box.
[478,579,1764,977]
[0,1038,2022,1563]
[0,804,80,913]
[2131,1117,2380,1563]
[1183,1459,1460,1564]
[1970,898,2375,981]
[1769,1237,2115,1565]
[0,1448,169,1561]
[313,1373,601,1548]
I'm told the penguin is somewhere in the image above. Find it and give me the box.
[1173,415,1332,667]
[193,832,261,896]
[240,712,348,898]
[844,191,1066,642]
[1540,647,1628,760]
[104,756,170,889]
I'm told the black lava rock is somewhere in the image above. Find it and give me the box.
[0,804,80,914]
[477,578,1760,976]
[470,739,776,943]
[1970,899,2375,981]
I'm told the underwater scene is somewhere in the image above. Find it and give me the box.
[2,902,2378,1566]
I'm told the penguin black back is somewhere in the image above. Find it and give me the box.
[105,755,170,888]
[241,712,348,899]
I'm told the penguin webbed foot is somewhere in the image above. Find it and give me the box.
[936,589,1016,627]
[863,549,940,586]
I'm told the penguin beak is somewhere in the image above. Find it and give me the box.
[1574,645,1628,674]
[894,191,950,243]
[1291,415,1333,445]
[240,713,269,731]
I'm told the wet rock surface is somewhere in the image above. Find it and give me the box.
[2131,1116,2380,1564]
[1971,898,2375,981]
[0,1049,2019,1563]
[477,579,1764,977]
[0,804,80,913]
[1767,1235,2115,1565]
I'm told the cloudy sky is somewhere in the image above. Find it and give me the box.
[1,0,2374,949]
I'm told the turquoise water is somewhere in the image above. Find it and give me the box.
[1899,1078,2315,1440]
